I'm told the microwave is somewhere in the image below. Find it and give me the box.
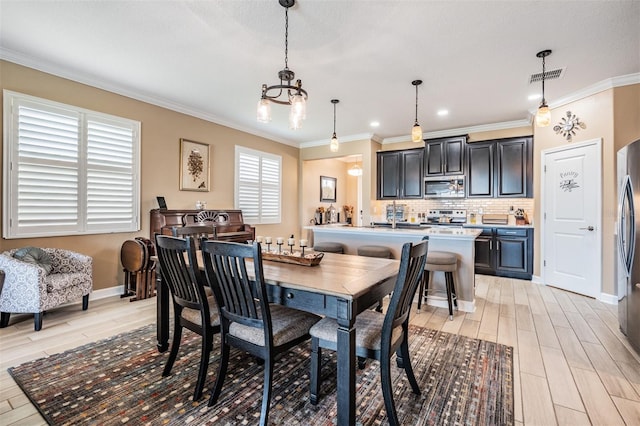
[424,176,465,198]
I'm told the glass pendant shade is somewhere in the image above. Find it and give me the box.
[257,98,271,123]
[411,123,423,143]
[330,134,339,152]
[289,108,303,130]
[348,163,363,176]
[536,103,551,127]
[291,93,306,120]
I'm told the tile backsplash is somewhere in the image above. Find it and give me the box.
[370,198,534,223]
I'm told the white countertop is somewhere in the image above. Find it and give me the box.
[305,224,482,240]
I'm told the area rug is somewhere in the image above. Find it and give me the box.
[9,323,513,425]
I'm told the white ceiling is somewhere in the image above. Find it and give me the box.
[1,1,639,148]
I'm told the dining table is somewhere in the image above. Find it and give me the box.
[155,251,400,426]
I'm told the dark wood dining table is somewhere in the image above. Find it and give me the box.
[156,251,399,426]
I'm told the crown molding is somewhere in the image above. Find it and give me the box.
[381,118,533,144]
[0,48,299,148]
[528,72,640,114]
[299,133,380,148]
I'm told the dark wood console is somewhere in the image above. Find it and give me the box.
[149,209,255,243]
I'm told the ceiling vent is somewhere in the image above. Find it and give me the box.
[529,68,564,84]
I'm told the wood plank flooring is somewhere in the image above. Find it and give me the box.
[1,274,640,425]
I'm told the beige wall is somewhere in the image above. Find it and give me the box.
[532,84,640,296]
[0,60,300,291]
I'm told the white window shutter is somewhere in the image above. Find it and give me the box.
[235,146,281,225]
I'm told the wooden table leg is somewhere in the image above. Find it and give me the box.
[336,298,356,426]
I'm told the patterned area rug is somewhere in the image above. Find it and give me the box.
[9,323,513,425]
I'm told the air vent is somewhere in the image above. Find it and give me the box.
[529,68,564,84]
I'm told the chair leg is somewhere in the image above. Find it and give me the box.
[163,315,183,377]
[209,338,230,407]
[416,273,424,311]
[0,312,10,328]
[259,356,274,426]
[451,272,458,310]
[193,328,212,401]
[445,272,454,320]
[310,338,322,405]
[399,328,421,395]
[34,312,43,331]
[82,294,89,310]
[381,352,399,426]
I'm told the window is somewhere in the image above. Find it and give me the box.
[235,146,281,224]
[3,90,140,238]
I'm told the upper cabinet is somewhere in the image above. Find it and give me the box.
[376,148,424,199]
[424,136,466,176]
[467,136,533,198]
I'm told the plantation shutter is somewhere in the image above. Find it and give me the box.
[3,91,140,238]
[235,146,281,224]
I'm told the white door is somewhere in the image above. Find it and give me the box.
[542,139,602,298]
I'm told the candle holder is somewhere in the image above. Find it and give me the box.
[288,243,294,253]
[277,242,283,253]
[266,243,272,252]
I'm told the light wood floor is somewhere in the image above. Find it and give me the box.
[1,275,640,425]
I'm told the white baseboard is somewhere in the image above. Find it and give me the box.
[599,292,618,305]
[90,285,124,301]
[418,297,475,313]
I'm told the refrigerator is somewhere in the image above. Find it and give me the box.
[618,139,640,353]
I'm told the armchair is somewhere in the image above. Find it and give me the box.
[0,248,93,331]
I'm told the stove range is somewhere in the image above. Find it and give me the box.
[423,209,467,226]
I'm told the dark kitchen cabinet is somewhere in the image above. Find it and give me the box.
[495,228,532,277]
[467,136,533,198]
[474,228,494,275]
[376,148,424,199]
[470,226,533,280]
[424,136,466,177]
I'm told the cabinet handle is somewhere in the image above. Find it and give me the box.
[504,231,517,234]
[489,240,492,250]
[286,292,294,299]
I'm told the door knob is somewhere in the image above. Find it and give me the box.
[579,226,595,231]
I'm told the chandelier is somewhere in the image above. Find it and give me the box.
[535,49,552,127]
[257,0,308,130]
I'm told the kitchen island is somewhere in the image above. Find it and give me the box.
[306,225,482,312]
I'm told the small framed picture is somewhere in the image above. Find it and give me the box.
[179,139,210,192]
[320,176,337,202]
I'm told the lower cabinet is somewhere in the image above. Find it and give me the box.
[471,227,533,280]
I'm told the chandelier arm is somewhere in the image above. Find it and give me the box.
[263,84,308,105]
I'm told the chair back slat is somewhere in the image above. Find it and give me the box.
[201,241,272,334]
[172,225,216,248]
[383,240,428,334]
[155,235,209,313]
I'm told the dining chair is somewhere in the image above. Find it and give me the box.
[154,234,220,401]
[200,240,321,426]
[308,240,428,426]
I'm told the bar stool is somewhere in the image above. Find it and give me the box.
[313,242,345,254]
[357,245,392,259]
[417,251,458,320]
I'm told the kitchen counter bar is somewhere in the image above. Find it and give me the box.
[306,225,482,312]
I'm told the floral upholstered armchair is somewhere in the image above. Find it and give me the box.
[0,247,93,331]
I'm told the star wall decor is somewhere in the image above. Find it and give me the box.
[553,111,586,142]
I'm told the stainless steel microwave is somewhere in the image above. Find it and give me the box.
[424,176,465,198]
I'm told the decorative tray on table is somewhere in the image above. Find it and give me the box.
[261,250,324,267]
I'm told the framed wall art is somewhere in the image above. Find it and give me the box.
[320,175,337,202]
[179,138,210,192]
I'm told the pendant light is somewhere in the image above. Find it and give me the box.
[535,49,552,127]
[411,80,423,143]
[348,163,363,176]
[330,99,339,152]
[257,0,308,129]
